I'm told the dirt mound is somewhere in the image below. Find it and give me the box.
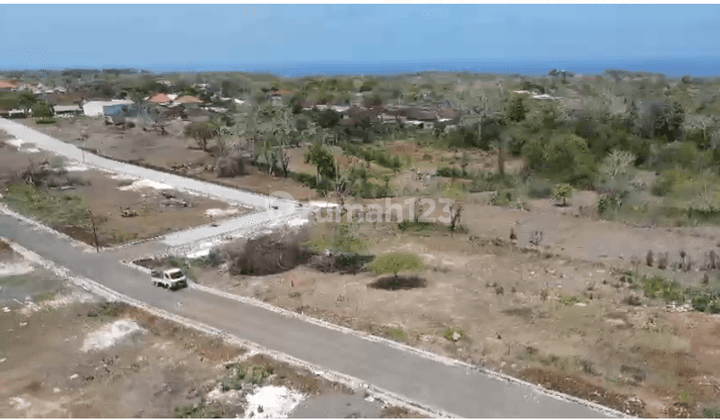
[0,239,11,253]
[520,367,647,417]
[368,276,427,291]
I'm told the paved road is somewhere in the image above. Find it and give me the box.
[0,213,613,418]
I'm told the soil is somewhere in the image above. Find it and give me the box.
[183,223,720,418]
[25,118,317,201]
[1,133,250,247]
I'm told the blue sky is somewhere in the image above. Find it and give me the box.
[1,5,720,76]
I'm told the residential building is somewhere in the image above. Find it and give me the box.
[53,105,83,116]
[0,80,17,91]
[82,99,134,117]
[147,93,172,105]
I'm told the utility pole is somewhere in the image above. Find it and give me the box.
[87,209,99,253]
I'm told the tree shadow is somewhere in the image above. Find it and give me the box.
[368,276,427,291]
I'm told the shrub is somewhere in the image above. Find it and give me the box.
[597,190,626,217]
[559,295,580,305]
[387,327,408,342]
[369,252,423,278]
[222,229,312,276]
[704,407,720,418]
[305,223,367,255]
[552,183,573,206]
[214,154,246,178]
[443,327,465,341]
[522,139,546,169]
[293,172,317,189]
[545,134,597,187]
[690,289,720,313]
[220,363,273,391]
[173,402,220,418]
[640,275,685,303]
[651,168,692,197]
[436,166,470,179]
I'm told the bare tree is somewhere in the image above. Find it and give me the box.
[279,146,291,177]
[529,231,544,248]
[450,203,463,233]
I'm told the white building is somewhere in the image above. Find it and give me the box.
[82,99,134,117]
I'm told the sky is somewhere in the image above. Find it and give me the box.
[1,4,720,76]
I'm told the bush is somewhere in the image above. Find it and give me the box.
[369,252,423,278]
[443,327,466,341]
[650,141,701,171]
[214,154,246,178]
[306,223,367,255]
[293,172,317,189]
[545,134,597,187]
[222,229,311,276]
[690,289,720,313]
[640,275,685,303]
[552,183,573,206]
[559,295,580,305]
[343,145,402,170]
[173,402,220,418]
[597,191,626,217]
[704,407,720,418]
[521,139,546,169]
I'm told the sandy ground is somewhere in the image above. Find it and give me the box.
[0,239,422,418]
[0,131,250,247]
[162,223,720,418]
[25,118,317,201]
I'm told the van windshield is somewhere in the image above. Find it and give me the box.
[169,271,185,279]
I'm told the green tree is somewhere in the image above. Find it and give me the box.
[31,102,54,119]
[508,96,527,122]
[369,252,423,278]
[546,134,597,186]
[304,142,337,181]
[16,91,37,112]
[184,122,215,151]
[552,183,573,207]
[521,139,547,170]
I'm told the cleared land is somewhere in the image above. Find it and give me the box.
[0,130,249,247]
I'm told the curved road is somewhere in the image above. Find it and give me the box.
[0,119,616,417]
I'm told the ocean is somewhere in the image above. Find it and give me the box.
[159,57,720,78]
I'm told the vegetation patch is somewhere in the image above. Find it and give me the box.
[173,402,221,419]
[2,183,90,229]
[219,363,274,391]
